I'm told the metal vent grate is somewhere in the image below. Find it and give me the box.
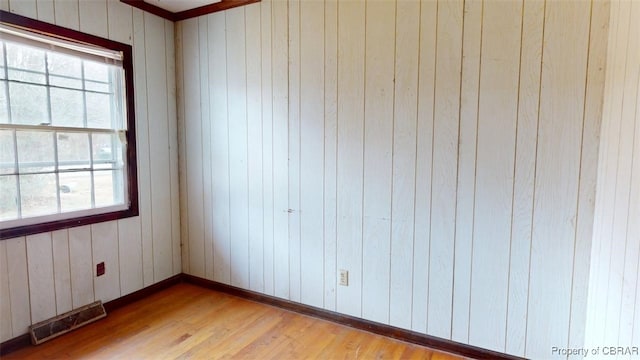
[29,301,107,345]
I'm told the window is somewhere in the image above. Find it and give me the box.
[0,11,138,239]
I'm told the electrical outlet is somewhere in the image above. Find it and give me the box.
[96,262,105,277]
[339,269,349,286]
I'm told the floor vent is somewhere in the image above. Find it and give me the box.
[29,301,107,345]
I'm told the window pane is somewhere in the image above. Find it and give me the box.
[86,92,111,129]
[85,61,114,93]
[50,88,84,127]
[50,75,83,90]
[85,80,109,93]
[9,82,48,125]
[17,131,55,172]
[20,173,57,218]
[6,43,46,84]
[0,130,15,174]
[92,133,121,169]
[0,175,18,220]
[8,69,46,84]
[83,61,109,83]
[57,132,90,170]
[94,169,123,207]
[0,81,8,123]
[48,52,82,89]
[0,46,5,80]
[84,60,112,93]
[59,171,91,212]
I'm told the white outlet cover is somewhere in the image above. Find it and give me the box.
[339,269,349,286]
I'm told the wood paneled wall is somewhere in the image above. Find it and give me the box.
[0,0,180,342]
[586,0,640,352]
[176,0,610,358]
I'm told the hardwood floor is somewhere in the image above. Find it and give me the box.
[4,283,464,359]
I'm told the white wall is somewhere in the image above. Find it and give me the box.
[586,0,640,355]
[176,0,609,358]
[0,0,180,343]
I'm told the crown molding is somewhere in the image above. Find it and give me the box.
[120,0,261,22]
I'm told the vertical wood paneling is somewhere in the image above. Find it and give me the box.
[587,6,607,351]
[428,0,463,339]
[389,0,420,330]
[183,18,205,278]
[53,0,79,30]
[0,0,8,11]
[261,0,275,296]
[526,1,591,356]
[107,0,133,45]
[170,1,630,358]
[452,0,481,343]
[91,222,120,302]
[569,0,609,352]
[589,0,623,347]
[287,0,301,303]
[8,0,36,18]
[506,0,544,355]
[0,241,12,340]
[299,0,324,308]
[199,16,213,281]
[145,13,174,282]
[26,233,56,323]
[272,0,289,299]
[469,0,522,352]
[132,8,155,287]
[208,12,232,284]
[246,3,264,293]
[36,0,54,23]
[165,19,181,277]
[361,0,394,324]
[323,0,338,312]
[605,0,639,345]
[412,0,437,334]
[79,0,107,37]
[6,237,30,337]
[117,217,143,296]
[68,226,94,308]
[226,7,250,289]
[176,21,190,275]
[625,5,640,348]
[632,80,640,348]
[336,0,365,317]
[51,230,72,314]
[603,0,631,341]
[585,0,640,352]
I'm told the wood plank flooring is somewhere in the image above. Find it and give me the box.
[4,283,465,359]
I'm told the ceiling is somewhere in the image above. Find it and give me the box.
[142,0,222,13]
